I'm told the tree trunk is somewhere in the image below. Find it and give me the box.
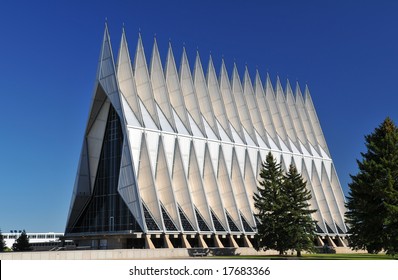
[297,250,301,257]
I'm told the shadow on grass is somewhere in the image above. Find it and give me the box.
[209,254,397,260]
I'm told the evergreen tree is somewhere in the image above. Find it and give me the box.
[283,164,317,257]
[346,117,398,255]
[0,230,6,252]
[254,152,290,254]
[12,230,31,252]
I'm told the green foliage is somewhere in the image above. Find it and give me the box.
[346,117,398,255]
[0,230,6,252]
[12,230,32,252]
[254,152,287,254]
[254,152,317,256]
[283,164,317,256]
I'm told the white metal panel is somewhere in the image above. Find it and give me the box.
[155,138,181,231]
[303,156,313,178]
[193,138,206,177]
[301,161,327,233]
[165,44,192,135]
[244,70,269,148]
[230,150,256,228]
[203,116,219,141]
[188,113,204,138]
[323,159,332,181]
[133,35,160,129]
[231,65,258,145]
[178,136,191,175]
[172,142,198,231]
[311,161,335,234]
[222,143,233,178]
[208,141,221,176]
[288,138,301,155]
[247,146,259,179]
[255,72,280,148]
[244,151,259,212]
[179,49,206,136]
[87,101,110,190]
[314,158,323,181]
[321,163,343,234]
[203,146,229,231]
[121,94,140,127]
[299,141,312,156]
[116,30,143,126]
[275,77,299,151]
[96,25,122,117]
[319,146,331,160]
[309,142,321,158]
[162,133,176,176]
[280,154,291,173]
[330,164,348,232]
[150,39,177,132]
[265,74,289,150]
[304,86,330,156]
[218,60,239,139]
[216,149,243,232]
[137,134,163,231]
[256,130,269,149]
[146,131,160,175]
[193,53,220,139]
[230,123,245,145]
[285,80,308,148]
[278,135,291,153]
[234,145,246,176]
[243,127,257,147]
[187,143,215,232]
[118,136,144,231]
[206,57,233,140]
[295,83,318,150]
[216,120,231,142]
[265,132,280,151]
[128,128,143,174]
[139,99,158,130]
[156,104,174,133]
[172,109,190,135]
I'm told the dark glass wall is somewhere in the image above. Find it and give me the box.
[69,105,141,233]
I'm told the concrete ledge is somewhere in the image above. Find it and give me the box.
[0,247,370,260]
[0,248,190,260]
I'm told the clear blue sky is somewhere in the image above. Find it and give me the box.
[1,0,398,233]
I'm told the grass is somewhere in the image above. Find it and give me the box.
[210,253,397,260]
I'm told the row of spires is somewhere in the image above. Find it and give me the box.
[100,23,329,158]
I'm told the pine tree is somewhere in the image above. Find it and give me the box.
[0,230,6,252]
[12,230,32,251]
[346,117,398,255]
[254,152,290,254]
[283,164,317,257]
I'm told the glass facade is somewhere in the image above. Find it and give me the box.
[211,210,226,232]
[161,204,178,231]
[178,207,195,231]
[143,203,160,231]
[195,208,211,232]
[240,213,254,232]
[226,211,239,232]
[70,105,142,234]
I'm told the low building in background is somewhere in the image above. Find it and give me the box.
[2,232,66,251]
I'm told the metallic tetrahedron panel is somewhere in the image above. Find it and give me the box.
[65,24,348,239]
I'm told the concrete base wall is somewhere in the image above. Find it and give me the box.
[0,247,369,260]
[0,248,190,260]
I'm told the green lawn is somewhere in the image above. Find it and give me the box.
[211,253,397,260]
